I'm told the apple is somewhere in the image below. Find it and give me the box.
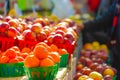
[36,31,47,42]
[20,21,27,31]
[64,32,74,42]
[63,18,75,27]
[81,50,91,57]
[85,58,93,67]
[0,22,10,33]
[4,16,12,22]
[74,72,82,80]
[99,51,108,61]
[103,75,112,80]
[8,19,19,28]
[76,63,84,72]
[53,34,64,44]
[56,26,67,33]
[31,23,42,34]
[89,63,99,70]
[90,50,97,55]
[34,18,45,27]
[81,67,92,75]
[47,35,54,44]
[95,65,104,74]
[89,71,103,80]
[44,28,50,36]
[55,30,65,37]
[64,37,73,45]
[95,58,104,64]
[44,18,50,25]
[23,29,36,41]
[57,22,69,28]
[7,27,20,38]
[79,56,87,66]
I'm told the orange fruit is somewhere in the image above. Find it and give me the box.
[21,47,31,53]
[9,58,19,63]
[83,43,93,50]
[24,55,40,68]
[0,56,9,63]
[40,58,54,67]
[11,46,20,52]
[5,49,17,59]
[58,49,68,55]
[16,56,24,62]
[48,55,55,63]
[35,42,52,52]
[33,45,49,59]
[50,44,58,52]
[20,52,29,59]
[49,52,60,63]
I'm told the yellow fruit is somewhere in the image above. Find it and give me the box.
[103,68,115,77]
[89,71,103,80]
[100,44,109,53]
[78,75,89,80]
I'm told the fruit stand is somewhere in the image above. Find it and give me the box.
[0,1,118,80]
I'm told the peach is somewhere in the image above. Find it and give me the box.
[23,29,36,41]
[31,23,42,34]
[53,34,64,44]
[0,22,10,32]
[7,27,20,38]
[47,35,54,44]
[36,31,47,42]
[8,19,19,28]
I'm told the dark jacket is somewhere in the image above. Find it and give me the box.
[83,0,116,31]
[82,0,116,44]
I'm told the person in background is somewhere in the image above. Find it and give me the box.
[87,0,101,16]
[97,0,113,18]
[82,0,114,44]
[4,0,10,16]
[77,0,120,79]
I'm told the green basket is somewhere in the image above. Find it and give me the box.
[112,75,117,80]
[25,64,58,80]
[60,54,69,67]
[0,62,25,77]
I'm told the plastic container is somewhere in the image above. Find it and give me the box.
[0,62,25,77]
[25,64,58,80]
[18,39,37,50]
[0,37,15,51]
[60,54,69,67]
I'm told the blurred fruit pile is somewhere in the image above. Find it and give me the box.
[74,41,117,80]
[0,15,80,56]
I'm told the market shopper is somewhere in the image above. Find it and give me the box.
[78,0,120,79]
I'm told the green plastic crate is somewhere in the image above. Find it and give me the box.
[60,54,69,67]
[0,62,25,77]
[25,64,58,80]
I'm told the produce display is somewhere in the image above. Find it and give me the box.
[0,13,118,80]
[74,41,117,80]
[0,15,79,79]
